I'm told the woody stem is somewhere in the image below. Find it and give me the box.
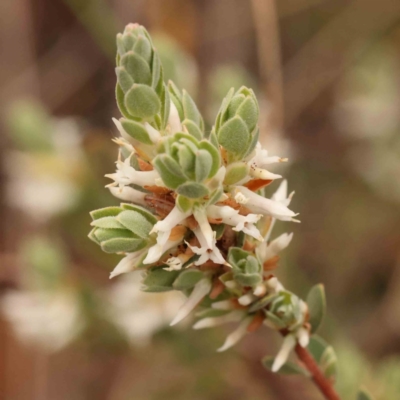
[294,344,341,400]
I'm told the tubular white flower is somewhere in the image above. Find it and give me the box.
[206,205,263,241]
[238,293,257,306]
[164,256,184,271]
[253,283,267,297]
[234,186,297,221]
[193,207,214,249]
[110,248,148,279]
[296,327,310,348]
[186,227,226,266]
[211,300,233,310]
[144,122,162,143]
[168,101,182,134]
[106,158,160,187]
[170,278,212,326]
[249,167,282,180]
[256,232,293,263]
[108,185,147,206]
[217,316,253,352]
[272,334,297,372]
[266,277,285,293]
[193,310,244,330]
[143,237,182,265]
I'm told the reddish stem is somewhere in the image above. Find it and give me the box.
[295,344,341,400]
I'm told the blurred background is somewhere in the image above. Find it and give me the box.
[1,0,400,399]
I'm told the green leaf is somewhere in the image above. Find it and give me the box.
[121,51,151,85]
[234,272,262,287]
[307,335,338,381]
[236,95,258,132]
[357,388,374,400]
[101,237,147,253]
[153,154,187,189]
[125,84,161,119]
[195,149,212,182]
[182,90,202,126]
[94,228,136,243]
[176,195,193,212]
[120,118,153,144]
[115,67,134,93]
[173,269,204,290]
[224,162,249,185]
[142,267,181,292]
[117,210,154,238]
[198,141,221,179]
[91,217,125,229]
[133,34,152,63]
[116,83,134,119]
[120,204,157,225]
[248,293,277,313]
[307,284,326,333]
[218,116,250,155]
[90,207,122,220]
[182,119,203,140]
[176,182,209,199]
[262,356,310,376]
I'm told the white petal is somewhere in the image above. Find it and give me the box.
[110,250,146,279]
[238,293,257,306]
[151,206,191,234]
[253,283,267,297]
[144,122,161,143]
[193,311,244,330]
[108,185,146,206]
[297,327,309,348]
[193,207,214,249]
[257,233,293,263]
[170,279,212,326]
[249,167,282,180]
[211,300,233,310]
[272,334,296,372]
[168,101,182,134]
[217,317,252,352]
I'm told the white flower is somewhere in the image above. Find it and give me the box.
[217,316,253,352]
[272,334,297,372]
[108,185,147,206]
[108,272,183,346]
[206,205,263,241]
[106,156,160,187]
[164,256,184,271]
[112,117,161,144]
[109,248,148,279]
[144,205,191,264]
[193,310,244,330]
[2,290,83,353]
[186,227,226,266]
[256,232,293,263]
[192,206,214,249]
[167,101,182,134]
[170,278,212,326]
[234,186,297,221]
[247,142,288,180]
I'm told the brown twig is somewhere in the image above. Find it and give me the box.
[294,344,341,400]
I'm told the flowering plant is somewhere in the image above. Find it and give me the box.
[89,23,372,400]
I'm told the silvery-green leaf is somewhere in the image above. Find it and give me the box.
[154,154,187,189]
[178,144,196,178]
[142,267,181,292]
[120,118,153,144]
[133,34,152,63]
[224,162,249,185]
[216,87,234,131]
[88,228,100,244]
[198,141,220,178]
[116,67,134,93]
[264,310,286,329]
[262,356,310,376]
[228,247,252,269]
[176,182,209,199]
[160,87,170,129]
[243,127,259,159]
[151,52,161,90]
[320,346,337,380]
[236,96,258,132]
[357,388,374,400]
[121,52,152,85]
[101,237,147,253]
[120,204,157,225]
[91,216,125,229]
[248,293,277,313]
[183,119,203,140]
[117,210,154,238]
[173,269,204,290]
[307,335,329,363]
[218,116,250,155]
[116,83,133,119]
[307,284,326,333]
[90,207,122,220]
[209,130,219,149]
[195,149,212,182]
[234,273,262,287]
[94,228,137,243]
[182,90,202,127]
[227,94,245,117]
[125,84,161,119]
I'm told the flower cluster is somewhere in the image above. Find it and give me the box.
[89,23,322,373]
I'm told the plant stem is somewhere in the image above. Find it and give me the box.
[294,344,341,400]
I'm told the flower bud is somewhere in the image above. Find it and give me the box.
[115,24,169,128]
[88,204,157,254]
[228,247,263,287]
[153,132,221,201]
[215,87,259,161]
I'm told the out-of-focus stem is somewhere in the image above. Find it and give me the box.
[295,344,341,400]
